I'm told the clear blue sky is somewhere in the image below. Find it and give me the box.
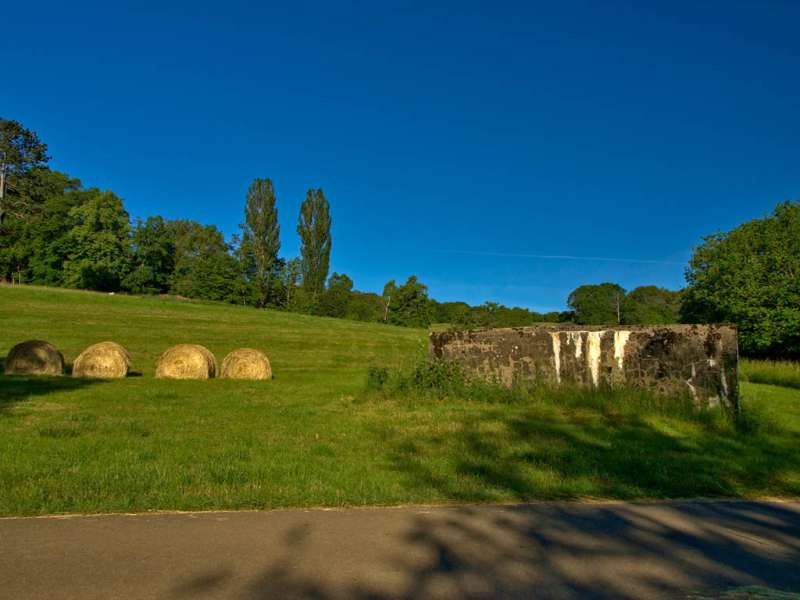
[3,1,798,311]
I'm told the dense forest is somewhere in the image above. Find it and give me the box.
[1,118,798,357]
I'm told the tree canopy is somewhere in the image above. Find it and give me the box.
[0,118,50,223]
[386,276,432,328]
[682,201,800,358]
[239,178,281,307]
[297,188,331,297]
[622,286,682,325]
[567,283,625,325]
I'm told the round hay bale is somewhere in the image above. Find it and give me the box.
[220,348,272,380]
[155,344,217,380]
[4,340,65,376]
[72,341,131,379]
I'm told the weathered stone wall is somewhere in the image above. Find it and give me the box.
[429,325,738,409]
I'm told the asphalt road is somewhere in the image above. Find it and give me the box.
[1,500,799,599]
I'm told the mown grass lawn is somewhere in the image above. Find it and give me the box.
[1,285,799,516]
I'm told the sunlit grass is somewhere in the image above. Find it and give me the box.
[741,358,800,390]
[1,285,799,516]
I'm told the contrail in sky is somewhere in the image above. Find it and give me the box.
[437,249,684,266]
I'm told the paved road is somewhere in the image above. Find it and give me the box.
[1,501,799,599]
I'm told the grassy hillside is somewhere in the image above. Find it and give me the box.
[1,285,799,516]
[0,285,424,377]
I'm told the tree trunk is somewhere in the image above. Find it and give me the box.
[0,163,6,225]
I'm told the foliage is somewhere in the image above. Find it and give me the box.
[62,190,132,291]
[622,286,682,325]
[429,300,562,329]
[393,359,472,398]
[280,257,304,310]
[386,276,432,327]
[169,220,240,302]
[0,118,49,223]
[297,188,331,297]
[344,291,382,321]
[238,178,281,307]
[315,272,354,318]
[682,201,800,358]
[381,279,396,322]
[0,168,80,283]
[567,283,625,325]
[565,283,683,327]
[123,216,175,294]
[365,366,390,391]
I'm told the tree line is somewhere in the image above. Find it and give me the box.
[1,118,798,357]
[0,119,558,328]
[562,201,799,358]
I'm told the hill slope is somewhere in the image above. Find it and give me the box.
[0,285,424,377]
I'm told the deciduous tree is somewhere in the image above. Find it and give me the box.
[239,178,281,307]
[123,216,176,294]
[622,286,682,325]
[297,188,331,297]
[386,276,432,327]
[567,283,626,325]
[62,190,132,291]
[0,118,49,224]
[169,220,239,302]
[682,201,800,358]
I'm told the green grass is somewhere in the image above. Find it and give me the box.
[1,285,799,516]
[742,358,800,390]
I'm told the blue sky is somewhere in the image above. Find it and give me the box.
[3,1,798,311]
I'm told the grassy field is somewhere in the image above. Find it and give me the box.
[1,285,799,516]
[742,358,800,390]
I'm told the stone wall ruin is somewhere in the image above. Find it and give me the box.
[429,325,738,410]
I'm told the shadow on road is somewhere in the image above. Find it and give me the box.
[169,501,800,600]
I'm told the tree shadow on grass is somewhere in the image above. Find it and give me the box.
[383,406,800,502]
[0,366,107,413]
[165,403,800,598]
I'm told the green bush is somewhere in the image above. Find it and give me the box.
[365,366,390,391]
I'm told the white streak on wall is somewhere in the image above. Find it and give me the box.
[568,331,583,359]
[587,331,604,387]
[716,339,728,405]
[550,332,561,384]
[685,363,698,401]
[613,331,631,371]
[720,366,729,403]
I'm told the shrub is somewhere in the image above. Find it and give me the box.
[366,366,390,391]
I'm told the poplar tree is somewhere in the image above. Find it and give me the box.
[297,188,331,297]
[239,178,281,307]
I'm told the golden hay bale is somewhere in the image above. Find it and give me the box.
[4,340,65,376]
[220,348,272,380]
[155,344,217,379]
[72,341,131,379]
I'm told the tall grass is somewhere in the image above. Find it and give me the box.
[366,358,742,430]
[741,358,800,390]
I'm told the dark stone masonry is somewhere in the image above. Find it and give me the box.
[429,325,739,410]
